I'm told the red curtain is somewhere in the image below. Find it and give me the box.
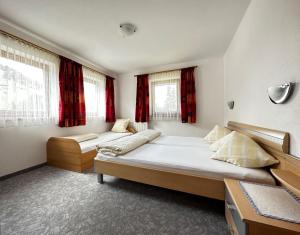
[135,74,149,122]
[105,76,116,122]
[58,56,86,127]
[181,67,196,123]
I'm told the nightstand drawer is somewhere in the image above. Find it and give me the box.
[225,188,247,235]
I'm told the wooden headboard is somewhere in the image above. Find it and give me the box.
[227,121,300,176]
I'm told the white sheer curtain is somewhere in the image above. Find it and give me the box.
[83,67,106,120]
[0,33,59,127]
[149,70,181,120]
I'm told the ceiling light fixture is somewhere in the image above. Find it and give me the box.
[119,23,137,37]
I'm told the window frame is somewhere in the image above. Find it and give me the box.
[149,77,181,120]
[83,67,106,120]
[0,44,59,127]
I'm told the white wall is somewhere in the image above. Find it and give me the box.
[117,57,224,137]
[0,121,112,177]
[224,0,300,157]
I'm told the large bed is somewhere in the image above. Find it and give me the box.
[97,138,275,185]
[94,121,300,200]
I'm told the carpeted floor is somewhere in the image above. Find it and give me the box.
[0,166,229,235]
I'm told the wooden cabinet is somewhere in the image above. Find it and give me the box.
[225,188,247,235]
[224,179,300,235]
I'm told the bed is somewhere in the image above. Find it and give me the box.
[97,142,275,185]
[47,131,132,172]
[47,122,148,172]
[94,121,300,200]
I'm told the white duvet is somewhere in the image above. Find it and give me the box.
[150,135,208,147]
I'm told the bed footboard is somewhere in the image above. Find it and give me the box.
[94,158,225,200]
[47,137,96,172]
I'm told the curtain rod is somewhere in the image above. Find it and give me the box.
[134,66,198,77]
[0,29,114,79]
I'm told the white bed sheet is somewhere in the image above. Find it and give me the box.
[96,143,275,185]
[150,135,208,147]
[79,131,132,153]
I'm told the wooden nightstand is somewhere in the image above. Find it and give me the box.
[224,179,300,235]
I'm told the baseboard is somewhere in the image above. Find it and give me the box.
[0,163,47,181]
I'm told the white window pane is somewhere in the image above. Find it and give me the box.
[150,77,180,120]
[154,83,177,112]
[84,81,97,113]
[0,57,46,117]
[83,67,106,120]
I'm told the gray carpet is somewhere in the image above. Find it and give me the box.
[0,166,229,235]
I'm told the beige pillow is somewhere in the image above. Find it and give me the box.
[111,119,130,133]
[204,125,231,144]
[211,131,279,168]
[209,134,229,152]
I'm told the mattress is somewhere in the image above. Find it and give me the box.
[150,135,208,147]
[96,143,275,185]
[79,131,132,153]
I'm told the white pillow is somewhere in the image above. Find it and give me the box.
[204,125,231,144]
[111,119,130,133]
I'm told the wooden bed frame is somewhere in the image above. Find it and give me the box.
[94,121,300,201]
[47,136,96,172]
[46,122,148,173]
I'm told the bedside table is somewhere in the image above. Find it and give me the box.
[224,179,300,235]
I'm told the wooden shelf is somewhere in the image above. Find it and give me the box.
[271,169,300,198]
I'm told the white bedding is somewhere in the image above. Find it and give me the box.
[97,129,161,156]
[96,141,275,185]
[150,135,208,147]
[79,131,132,153]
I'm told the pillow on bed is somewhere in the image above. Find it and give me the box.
[111,119,130,133]
[211,131,279,168]
[209,134,229,152]
[204,125,231,144]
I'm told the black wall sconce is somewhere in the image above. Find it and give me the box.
[227,101,234,110]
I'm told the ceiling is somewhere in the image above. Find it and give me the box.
[0,0,250,74]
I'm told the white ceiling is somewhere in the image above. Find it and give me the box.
[0,0,250,74]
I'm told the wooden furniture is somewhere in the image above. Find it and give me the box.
[225,178,300,235]
[271,169,300,198]
[47,122,148,173]
[227,121,300,177]
[94,121,299,200]
[47,136,96,173]
[95,159,225,200]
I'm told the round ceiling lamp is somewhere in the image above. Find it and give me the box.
[119,23,137,37]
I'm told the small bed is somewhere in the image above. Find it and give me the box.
[94,121,298,200]
[47,131,132,172]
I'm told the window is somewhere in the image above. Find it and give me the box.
[0,34,59,127]
[83,67,105,119]
[149,70,181,120]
